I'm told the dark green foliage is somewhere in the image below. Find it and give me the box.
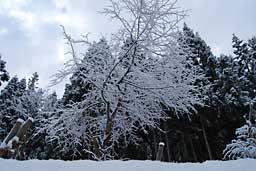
[157,25,248,162]
[0,76,27,140]
[180,23,217,80]
[28,72,39,91]
[0,55,9,86]
[42,31,255,161]
[62,38,111,105]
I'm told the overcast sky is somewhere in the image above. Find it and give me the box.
[0,0,255,96]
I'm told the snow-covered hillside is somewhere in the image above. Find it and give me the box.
[0,159,255,171]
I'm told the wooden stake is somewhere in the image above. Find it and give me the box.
[3,119,24,145]
[156,142,165,161]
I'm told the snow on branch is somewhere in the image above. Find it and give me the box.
[223,123,256,160]
[48,0,202,159]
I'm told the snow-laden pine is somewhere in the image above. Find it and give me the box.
[224,122,256,159]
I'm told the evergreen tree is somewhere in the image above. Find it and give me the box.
[0,73,46,159]
[19,72,43,119]
[26,91,60,160]
[180,23,217,81]
[223,35,256,160]
[171,25,246,161]
[43,92,58,112]
[0,55,9,86]
[232,34,249,77]
[28,72,39,91]
[0,76,27,141]
[224,120,256,159]
[62,38,111,105]
[175,24,219,161]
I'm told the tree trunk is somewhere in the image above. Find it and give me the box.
[189,135,198,162]
[152,128,158,157]
[103,118,113,147]
[164,122,171,162]
[200,116,213,160]
[181,133,189,161]
[92,136,101,159]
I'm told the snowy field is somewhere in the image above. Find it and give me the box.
[0,159,255,171]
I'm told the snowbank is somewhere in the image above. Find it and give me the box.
[0,159,255,171]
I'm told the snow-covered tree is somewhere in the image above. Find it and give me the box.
[43,92,59,112]
[0,72,48,158]
[26,91,60,160]
[0,55,9,86]
[232,34,249,77]
[18,73,43,119]
[223,35,256,160]
[223,121,256,159]
[0,77,27,141]
[47,0,203,160]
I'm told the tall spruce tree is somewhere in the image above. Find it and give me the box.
[0,55,9,87]
[0,77,27,141]
[180,23,217,81]
[176,24,218,160]
[222,35,256,160]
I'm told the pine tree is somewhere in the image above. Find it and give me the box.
[43,92,58,112]
[173,26,246,161]
[26,91,60,160]
[246,37,256,99]
[176,24,218,160]
[19,72,43,118]
[223,35,256,160]
[0,55,9,86]
[28,72,39,91]
[224,113,256,159]
[62,38,111,105]
[0,77,27,141]
[232,34,249,77]
[180,23,217,81]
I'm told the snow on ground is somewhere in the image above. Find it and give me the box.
[0,159,255,171]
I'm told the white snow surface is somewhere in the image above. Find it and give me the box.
[0,159,255,171]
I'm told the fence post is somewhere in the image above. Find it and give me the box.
[2,119,24,145]
[156,142,165,161]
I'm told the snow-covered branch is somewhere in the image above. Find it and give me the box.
[48,0,202,159]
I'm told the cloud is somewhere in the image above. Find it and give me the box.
[0,27,8,36]
[0,0,92,96]
[9,10,36,31]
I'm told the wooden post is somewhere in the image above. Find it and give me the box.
[0,117,33,159]
[16,118,33,140]
[2,119,24,145]
[156,142,165,161]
